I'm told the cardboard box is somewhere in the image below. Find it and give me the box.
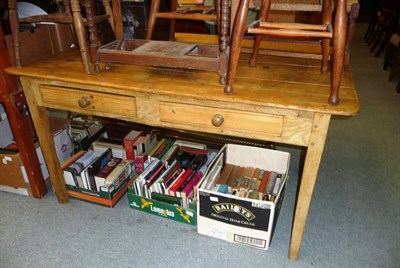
[197,144,290,250]
[66,177,130,208]
[127,182,197,226]
[0,143,49,196]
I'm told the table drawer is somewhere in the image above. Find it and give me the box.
[160,102,283,137]
[39,85,137,120]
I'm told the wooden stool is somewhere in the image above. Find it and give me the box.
[225,0,348,105]
[8,0,115,74]
[94,0,231,85]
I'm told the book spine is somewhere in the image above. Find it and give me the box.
[168,169,192,197]
[258,170,270,199]
[123,130,143,160]
[94,158,122,191]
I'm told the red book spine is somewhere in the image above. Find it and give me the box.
[258,170,270,195]
[123,130,143,160]
[168,169,193,197]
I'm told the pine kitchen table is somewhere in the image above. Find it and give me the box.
[5,49,359,260]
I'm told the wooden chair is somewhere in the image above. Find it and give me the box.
[146,0,220,41]
[225,0,348,105]
[8,0,115,74]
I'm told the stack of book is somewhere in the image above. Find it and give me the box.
[130,139,216,208]
[214,164,284,202]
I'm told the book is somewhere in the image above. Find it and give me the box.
[148,138,167,157]
[133,158,162,196]
[258,170,271,199]
[100,159,134,192]
[62,151,85,186]
[143,162,166,198]
[225,165,240,192]
[263,171,278,201]
[180,170,203,207]
[168,169,193,197]
[179,145,209,157]
[135,154,148,174]
[175,154,208,196]
[160,144,180,163]
[63,151,97,188]
[270,173,283,202]
[94,158,122,191]
[92,140,126,159]
[123,129,144,160]
[246,167,260,198]
[174,150,195,169]
[215,163,234,188]
[173,139,207,150]
[84,148,113,190]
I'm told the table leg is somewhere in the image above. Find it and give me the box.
[19,78,69,204]
[288,112,331,260]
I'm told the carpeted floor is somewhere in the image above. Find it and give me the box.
[0,23,399,268]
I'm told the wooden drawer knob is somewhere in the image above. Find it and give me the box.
[78,96,91,108]
[212,114,224,127]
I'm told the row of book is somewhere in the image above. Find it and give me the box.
[62,148,134,193]
[130,138,217,208]
[214,163,284,201]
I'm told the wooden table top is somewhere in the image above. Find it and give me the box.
[6,49,360,116]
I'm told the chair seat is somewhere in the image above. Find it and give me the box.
[248,21,333,38]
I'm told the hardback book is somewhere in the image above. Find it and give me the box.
[263,171,278,201]
[143,162,166,198]
[123,129,144,160]
[168,169,192,197]
[258,170,271,199]
[148,138,167,157]
[100,159,133,192]
[94,158,122,191]
[84,148,113,190]
[173,139,207,150]
[270,173,283,202]
[92,140,126,159]
[225,165,240,192]
[180,170,203,207]
[175,154,208,195]
[62,151,85,186]
[63,151,97,188]
[215,163,234,187]
[133,158,162,196]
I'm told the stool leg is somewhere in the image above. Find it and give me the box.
[146,0,161,39]
[225,0,250,94]
[71,0,91,74]
[249,0,271,67]
[8,0,21,67]
[330,0,347,105]
[321,0,332,73]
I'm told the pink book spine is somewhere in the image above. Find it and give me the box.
[180,171,203,198]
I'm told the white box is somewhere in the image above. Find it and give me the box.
[197,144,290,250]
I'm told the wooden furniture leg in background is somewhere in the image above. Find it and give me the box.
[18,78,69,203]
[289,113,331,260]
[0,26,47,198]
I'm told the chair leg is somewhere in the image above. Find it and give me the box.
[225,0,250,94]
[8,0,21,67]
[330,0,347,105]
[146,0,161,39]
[71,0,91,74]
[321,0,333,73]
[249,0,271,67]
[169,0,178,41]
